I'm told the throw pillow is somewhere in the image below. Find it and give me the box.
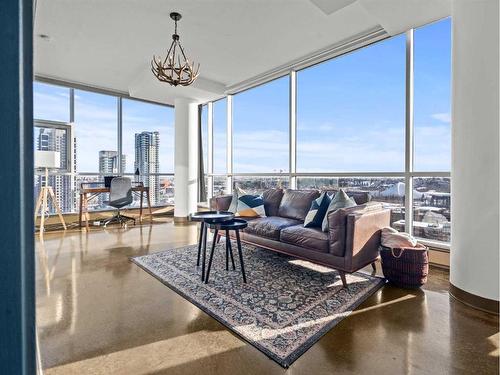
[236,194,266,217]
[322,189,357,231]
[228,186,245,213]
[304,192,331,228]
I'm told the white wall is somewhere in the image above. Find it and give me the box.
[174,98,199,219]
[450,0,499,301]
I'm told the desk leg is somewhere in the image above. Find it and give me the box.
[201,224,208,282]
[84,193,90,231]
[139,190,144,223]
[79,193,83,228]
[146,189,153,222]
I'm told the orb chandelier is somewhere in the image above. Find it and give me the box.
[151,12,200,87]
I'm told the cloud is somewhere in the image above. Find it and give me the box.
[431,112,451,123]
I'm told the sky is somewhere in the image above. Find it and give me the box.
[34,18,450,175]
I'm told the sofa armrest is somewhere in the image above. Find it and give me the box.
[343,209,391,272]
[209,194,233,211]
[327,202,383,257]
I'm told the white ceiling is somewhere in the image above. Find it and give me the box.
[34,0,450,105]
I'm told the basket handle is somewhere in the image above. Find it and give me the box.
[391,248,405,258]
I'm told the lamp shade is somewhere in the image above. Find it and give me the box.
[35,150,61,169]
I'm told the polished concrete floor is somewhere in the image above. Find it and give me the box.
[36,221,499,375]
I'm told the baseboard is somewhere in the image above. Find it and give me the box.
[449,283,499,315]
[174,216,190,224]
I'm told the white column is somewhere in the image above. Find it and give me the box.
[450,0,499,302]
[174,98,199,220]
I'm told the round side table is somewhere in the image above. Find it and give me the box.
[190,211,234,282]
[204,219,248,284]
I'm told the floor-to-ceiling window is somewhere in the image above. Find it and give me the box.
[33,82,174,213]
[34,82,74,213]
[412,18,451,243]
[231,76,290,193]
[122,98,175,206]
[297,34,407,230]
[202,17,451,247]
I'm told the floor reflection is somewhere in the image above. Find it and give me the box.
[35,221,499,375]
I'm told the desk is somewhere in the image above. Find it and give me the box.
[79,182,152,229]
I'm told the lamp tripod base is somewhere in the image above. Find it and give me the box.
[35,186,67,233]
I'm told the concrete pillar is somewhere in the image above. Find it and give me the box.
[174,98,199,221]
[450,0,499,312]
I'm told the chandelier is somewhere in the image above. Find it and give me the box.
[151,12,200,87]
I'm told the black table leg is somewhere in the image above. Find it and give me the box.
[205,229,218,284]
[197,221,205,267]
[225,232,229,271]
[235,229,247,283]
[201,224,208,282]
[226,229,235,270]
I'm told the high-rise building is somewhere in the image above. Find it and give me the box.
[135,131,160,205]
[99,150,126,174]
[35,127,76,213]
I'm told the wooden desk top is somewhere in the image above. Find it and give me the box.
[80,183,149,194]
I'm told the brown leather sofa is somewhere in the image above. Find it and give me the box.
[210,188,390,287]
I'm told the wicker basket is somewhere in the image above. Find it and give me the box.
[380,244,429,288]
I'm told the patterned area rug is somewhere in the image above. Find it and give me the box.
[131,242,384,368]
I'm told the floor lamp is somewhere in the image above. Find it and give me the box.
[35,150,67,233]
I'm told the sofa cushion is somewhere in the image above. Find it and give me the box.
[304,192,331,228]
[280,225,329,253]
[262,188,284,217]
[244,216,301,240]
[278,189,320,221]
[322,189,357,231]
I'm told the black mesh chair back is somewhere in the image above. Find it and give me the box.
[109,177,133,208]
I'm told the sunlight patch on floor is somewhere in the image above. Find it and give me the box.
[44,330,245,375]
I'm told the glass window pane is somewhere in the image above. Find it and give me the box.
[213,176,227,196]
[233,76,289,173]
[413,177,451,243]
[122,99,174,206]
[414,18,451,171]
[233,176,289,195]
[74,90,118,173]
[297,35,406,172]
[213,99,227,174]
[34,82,70,122]
[34,124,75,213]
[297,177,405,230]
[122,99,174,174]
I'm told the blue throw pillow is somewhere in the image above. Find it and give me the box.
[304,192,331,228]
[236,194,266,217]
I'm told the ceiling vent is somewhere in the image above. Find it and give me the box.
[309,0,357,15]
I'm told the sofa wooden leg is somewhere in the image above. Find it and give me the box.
[338,271,348,288]
[371,262,377,272]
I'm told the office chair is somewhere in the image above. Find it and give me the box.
[103,177,136,227]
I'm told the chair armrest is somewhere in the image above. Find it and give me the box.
[344,209,391,272]
[209,195,233,211]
